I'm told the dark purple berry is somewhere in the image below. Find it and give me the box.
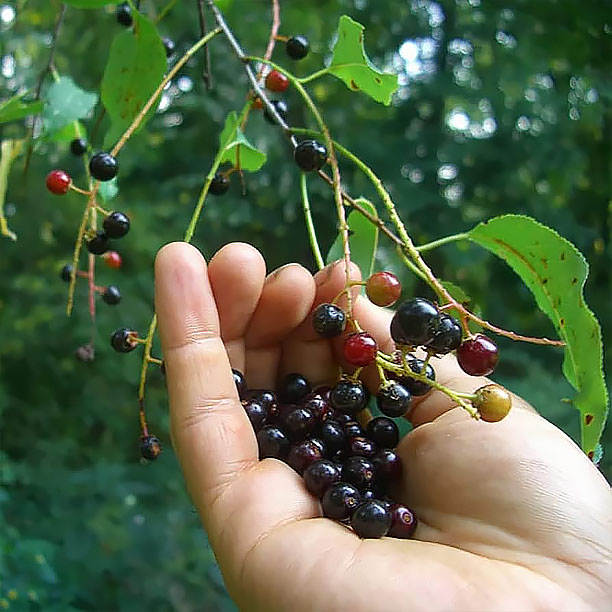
[140,435,162,460]
[390,314,409,344]
[116,2,133,27]
[334,412,357,426]
[427,314,462,354]
[257,425,289,459]
[377,381,412,418]
[404,358,436,396]
[302,393,331,420]
[366,417,399,449]
[348,436,376,458]
[278,373,311,404]
[209,172,230,196]
[232,369,247,399]
[249,389,278,419]
[103,211,130,239]
[263,99,288,125]
[89,152,118,182]
[287,439,323,474]
[318,420,346,455]
[351,501,391,539]
[102,285,121,305]
[388,504,418,539]
[286,35,309,60]
[281,406,316,441]
[294,140,327,172]
[342,456,376,491]
[343,421,364,440]
[373,449,402,484]
[394,298,440,346]
[312,303,346,338]
[70,138,87,156]
[110,328,138,353]
[457,334,499,376]
[162,36,175,57]
[303,460,341,498]
[330,379,368,416]
[243,400,267,432]
[60,264,73,283]
[86,231,109,255]
[322,482,361,521]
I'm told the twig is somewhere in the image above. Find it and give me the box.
[196,0,213,88]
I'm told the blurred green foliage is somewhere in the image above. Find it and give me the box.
[0,0,609,609]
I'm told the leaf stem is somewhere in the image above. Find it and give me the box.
[298,67,330,84]
[300,173,324,270]
[417,232,469,252]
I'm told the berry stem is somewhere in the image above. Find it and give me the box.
[299,173,325,270]
[137,314,158,402]
[416,232,470,253]
[68,184,90,196]
[196,0,213,89]
[258,0,281,80]
[110,26,222,158]
[147,356,163,366]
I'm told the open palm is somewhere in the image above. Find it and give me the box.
[155,242,611,612]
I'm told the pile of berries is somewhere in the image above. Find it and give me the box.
[235,370,417,540]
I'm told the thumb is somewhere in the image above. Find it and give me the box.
[154,242,258,527]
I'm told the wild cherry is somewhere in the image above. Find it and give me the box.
[398,358,436,396]
[286,35,309,60]
[110,328,138,353]
[388,504,418,539]
[342,456,376,490]
[351,501,391,539]
[162,37,175,57]
[372,449,402,484]
[394,298,440,346]
[330,379,368,416]
[457,334,499,376]
[427,313,462,354]
[263,99,288,124]
[343,332,377,367]
[318,420,346,455]
[209,172,230,195]
[303,460,341,498]
[243,400,267,432]
[60,264,73,283]
[366,417,399,449]
[46,170,71,195]
[473,384,512,422]
[278,373,311,404]
[322,482,361,521]
[232,369,247,399]
[366,271,401,307]
[312,303,346,338]
[102,251,122,269]
[257,425,289,459]
[70,138,87,157]
[294,140,327,172]
[103,211,130,239]
[347,436,376,458]
[376,381,412,418]
[265,69,289,93]
[89,152,118,182]
[287,439,323,474]
[280,406,316,441]
[86,231,109,255]
[140,435,162,460]
[102,285,121,305]
[116,2,133,27]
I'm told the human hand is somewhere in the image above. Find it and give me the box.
[155,241,611,612]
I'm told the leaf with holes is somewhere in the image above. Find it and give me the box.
[327,198,379,281]
[328,15,398,105]
[101,12,166,142]
[218,112,266,172]
[468,214,608,455]
[0,94,43,125]
[42,77,97,134]
[64,0,122,6]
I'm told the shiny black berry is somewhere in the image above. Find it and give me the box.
[388,504,418,539]
[140,435,162,460]
[263,99,288,124]
[330,379,368,416]
[347,436,376,459]
[322,482,361,521]
[377,381,412,418]
[366,417,399,449]
[294,140,327,172]
[427,314,462,354]
[60,264,73,283]
[287,439,323,474]
[303,459,341,498]
[162,36,175,57]
[342,456,376,491]
[312,303,346,338]
[209,172,230,195]
[89,152,118,182]
[103,211,130,239]
[257,425,289,459]
[232,369,247,399]
[394,298,440,346]
[280,406,316,441]
[351,501,391,539]
[111,328,137,353]
[403,358,436,396]
[372,449,402,484]
[243,400,267,432]
[318,420,346,455]
[390,314,408,344]
[249,389,279,420]
[102,285,121,305]
[286,35,309,60]
[87,231,109,255]
[278,373,311,404]
[343,421,364,440]
[116,2,133,27]
[70,138,87,156]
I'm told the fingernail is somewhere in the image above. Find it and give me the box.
[270,262,297,281]
[315,260,340,286]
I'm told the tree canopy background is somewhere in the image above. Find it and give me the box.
[0,0,609,610]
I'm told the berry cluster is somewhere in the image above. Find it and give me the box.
[235,370,418,540]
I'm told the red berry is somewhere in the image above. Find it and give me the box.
[252,97,264,109]
[102,251,122,269]
[46,170,71,195]
[388,504,418,538]
[265,69,289,93]
[366,272,401,307]
[457,333,499,376]
[343,332,378,367]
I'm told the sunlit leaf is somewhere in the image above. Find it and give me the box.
[0,94,43,125]
[98,178,119,202]
[42,77,97,134]
[101,12,166,143]
[327,198,379,281]
[328,15,398,105]
[218,112,266,172]
[468,214,608,454]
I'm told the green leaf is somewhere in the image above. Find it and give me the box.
[328,15,399,105]
[101,12,166,142]
[468,214,608,454]
[326,198,379,281]
[45,121,85,143]
[41,77,97,134]
[98,178,119,202]
[0,94,43,125]
[0,139,24,241]
[218,112,266,172]
[63,0,122,7]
